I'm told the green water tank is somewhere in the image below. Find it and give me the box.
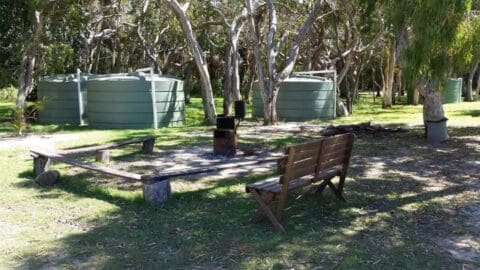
[442,78,462,104]
[37,74,87,125]
[86,73,184,129]
[252,75,335,121]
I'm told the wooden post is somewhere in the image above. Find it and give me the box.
[33,156,50,176]
[95,150,110,164]
[142,179,171,204]
[142,138,155,153]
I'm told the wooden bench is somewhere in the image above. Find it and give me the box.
[246,133,355,233]
[59,136,156,163]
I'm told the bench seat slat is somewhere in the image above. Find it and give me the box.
[59,136,156,155]
[30,150,143,181]
[246,175,313,194]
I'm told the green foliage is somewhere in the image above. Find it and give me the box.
[9,106,27,136]
[0,86,18,102]
[400,0,471,82]
[7,101,43,136]
[43,43,75,75]
[453,13,480,71]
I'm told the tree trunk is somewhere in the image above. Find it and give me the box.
[466,60,478,102]
[421,82,446,121]
[245,0,325,125]
[476,66,480,98]
[223,15,245,115]
[413,86,420,105]
[263,83,278,125]
[17,53,36,108]
[382,42,396,108]
[167,0,216,124]
[16,10,45,109]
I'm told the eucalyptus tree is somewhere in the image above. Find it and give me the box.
[133,0,185,74]
[454,12,480,101]
[9,0,83,108]
[166,0,217,124]
[388,0,470,139]
[77,0,134,73]
[245,0,331,125]
[208,1,248,115]
[306,0,383,114]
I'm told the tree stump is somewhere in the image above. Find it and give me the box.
[142,138,155,153]
[142,180,171,204]
[35,170,60,186]
[34,156,51,176]
[95,150,110,164]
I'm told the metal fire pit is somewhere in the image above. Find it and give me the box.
[213,101,246,156]
[213,129,237,156]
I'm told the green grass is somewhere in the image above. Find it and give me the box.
[316,93,480,127]
[0,96,479,269]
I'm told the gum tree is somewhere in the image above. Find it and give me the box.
[166,0,217,124]
[454,12,480,101]
[386,0,470,140]
[245,0,330,125]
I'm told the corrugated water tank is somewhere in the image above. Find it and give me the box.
[86,72,184,129]
[37,74,87,125]
[442,78,462,104]
[252,75,335,121]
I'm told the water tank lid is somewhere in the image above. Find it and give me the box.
[88,72,183,82]
[40,74,87,83]
[287,75,332,82]
[254,75,332,83]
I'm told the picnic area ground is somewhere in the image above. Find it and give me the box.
[0,96,479,269]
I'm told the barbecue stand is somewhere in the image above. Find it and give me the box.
[213,101,246,156]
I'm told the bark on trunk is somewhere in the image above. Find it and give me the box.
[413,86,420,105]
[466,60,478,102]
[246,0,325,125]
[476,66,480,97]
[382,42,396,108]
[17,10,45,109]
[223,12,246,115]
[420,81,446,121]
[167,0,216,124]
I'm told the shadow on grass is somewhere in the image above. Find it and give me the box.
[14,126,480,269]
[451,109,480,118]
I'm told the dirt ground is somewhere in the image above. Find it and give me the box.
[5,123,480,267]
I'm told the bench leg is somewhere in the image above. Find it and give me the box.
[142,179,171,204]
[314,180,329,195]
[337,175,346,200]
[95,150,110,164]
[250,193,274,223]
[315,177,346,202]
[34,156,51,176]
[142,138,155,153]
[250,189,286,233]
[326,180,346,202]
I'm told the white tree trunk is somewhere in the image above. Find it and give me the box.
[223,11,246,115]
[419,81,446,121]
[382,42,396,108]
[246,0,325,125]
[17,10,45,109]
[166,0,216,124]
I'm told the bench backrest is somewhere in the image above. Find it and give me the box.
[280,139,323,184]
[317,133,355,175]
[280,133,355,186]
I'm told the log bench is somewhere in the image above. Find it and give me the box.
[30,149,172,204]
[245,133,355,233]
[30,136,281,205]
[59,136,156,163]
